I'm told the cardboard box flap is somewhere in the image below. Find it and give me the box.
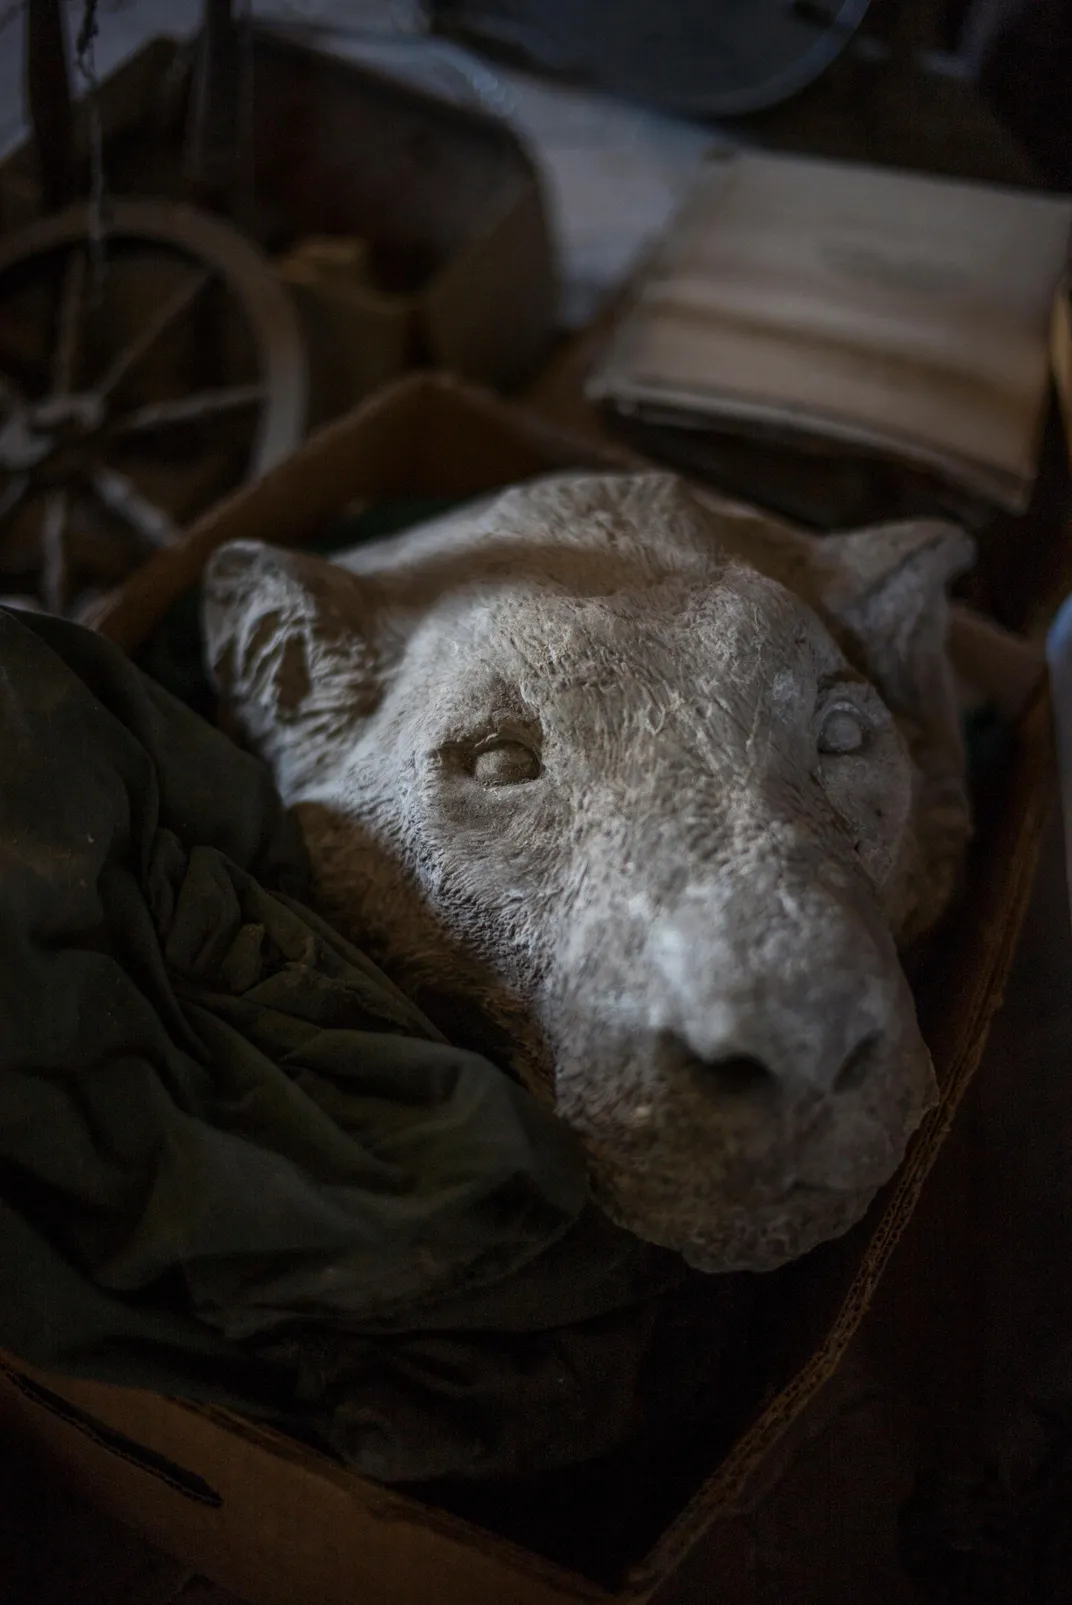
[93,375,642,653]
[1,1353,607,1605]
[3,373,1055,1605]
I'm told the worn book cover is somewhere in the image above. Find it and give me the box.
[589,152,1072,512]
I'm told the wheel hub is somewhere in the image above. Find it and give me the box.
[0,393,104,474]
[0,406,52,472]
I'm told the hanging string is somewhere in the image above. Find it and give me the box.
[74,0,108,298]
[238,0,256,217]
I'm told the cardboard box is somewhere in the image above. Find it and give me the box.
[245,28,558,416]
[0,374,1055,1605]
[1,30,558,417]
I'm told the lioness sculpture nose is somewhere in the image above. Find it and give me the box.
[650,894,896,1104]
[692,1052,774,1099]
[660,1028,883,1106]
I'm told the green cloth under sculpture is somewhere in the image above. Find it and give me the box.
[0,603,745,1483]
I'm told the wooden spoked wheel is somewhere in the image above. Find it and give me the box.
[0,199,307,618]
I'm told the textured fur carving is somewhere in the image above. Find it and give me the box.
[203,472,974,1273]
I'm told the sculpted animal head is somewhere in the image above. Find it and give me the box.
[202,473,973,1273]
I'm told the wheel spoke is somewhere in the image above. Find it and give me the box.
[0,343,46,401]
[71,590,113,628]
[40,490,69,615]
[0,474,29,526]
[92,269,212,402]
[52,249,86,396]
[112,383,265,436]
[0,370,23,416]
[92,468,180,550]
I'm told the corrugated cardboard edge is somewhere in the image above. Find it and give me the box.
[0,1355,609,1605]
[90,373,644,652]
[1053,277,1072,465]
[423,172,559,390]
[625,686,1055,1598]
[24,369,1059,1604]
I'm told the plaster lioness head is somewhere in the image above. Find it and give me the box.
[203,472,973,1272]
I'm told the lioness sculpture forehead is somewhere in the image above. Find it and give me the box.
[202,472,973,1273]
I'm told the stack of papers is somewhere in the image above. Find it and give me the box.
[589,152,1072,512]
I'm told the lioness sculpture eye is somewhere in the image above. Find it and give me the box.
[818,706,867,756]
[472,740,542,787]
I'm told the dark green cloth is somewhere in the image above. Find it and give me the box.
[0,605,741,1482]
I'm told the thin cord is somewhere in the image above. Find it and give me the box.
[74,0,108,297]
[239,0,256,213]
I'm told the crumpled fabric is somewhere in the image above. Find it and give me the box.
[0,606,745,1481]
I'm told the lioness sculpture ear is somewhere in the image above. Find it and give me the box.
[813,520,975,723]
[203,541,390,792]
[692,492,973,734]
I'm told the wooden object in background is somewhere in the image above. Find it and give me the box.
[25,0,75,212]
